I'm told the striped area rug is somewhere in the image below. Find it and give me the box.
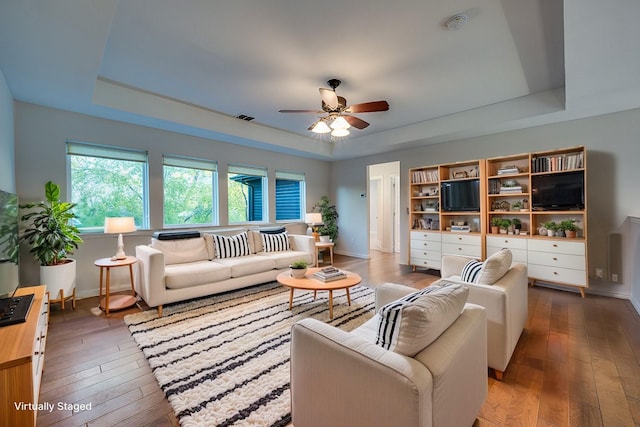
[124,281,375,427]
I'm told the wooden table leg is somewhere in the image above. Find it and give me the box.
[128,264,136,296]
[289,288,294,310]
[329,246,334,265]
[346,288,351,306]
[329,290,333,319]
[105,267,111,315]
[314,247,319,267]
[99,267,104,302]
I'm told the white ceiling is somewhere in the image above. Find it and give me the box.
[1,0,640,160]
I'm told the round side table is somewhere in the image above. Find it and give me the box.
[94,256,137,315]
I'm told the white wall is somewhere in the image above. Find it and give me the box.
[14,102,331,297]
[332,107,640,300]
[0,69,14,192]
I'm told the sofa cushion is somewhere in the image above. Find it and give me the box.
[261,232,291,252]
[459,249,513,285]
[257,250,313,269]
[375,282,468,357]
[202,233,216,259]
[214,255,276,277]
[150,237,210,265]
[461,260,483,283]
[164,261,231,289]
[213,232,251,259]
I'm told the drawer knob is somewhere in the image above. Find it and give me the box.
[458,237,462,241]
[553,244,558,248]
[553,257,558,261]
[504,240,508,243]
[553,271,558,275]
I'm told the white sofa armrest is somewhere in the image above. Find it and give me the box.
[440,254,477,278]
[288,234,315,255]
[291,318,433,427]
[135,245,167,309]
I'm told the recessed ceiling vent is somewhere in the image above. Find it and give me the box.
[235,114,255,121]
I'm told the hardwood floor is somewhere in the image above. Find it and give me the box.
[38,251,640,426]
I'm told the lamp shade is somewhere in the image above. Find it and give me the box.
[311,121,331,134]
[305,213,323,225]
[330,116,350,130]
[104,217,136,234]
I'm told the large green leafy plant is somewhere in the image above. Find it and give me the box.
[20,181,83,266]
[313,195,339,242]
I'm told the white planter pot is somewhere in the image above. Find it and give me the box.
[40,259,76,305]
[290,267,307,279]
[319,235,331,243]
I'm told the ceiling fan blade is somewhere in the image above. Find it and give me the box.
[343,115,370,129]
[345,100,389,113]
[279,109,324,113]
[319,88,339,110]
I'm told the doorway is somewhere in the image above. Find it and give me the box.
[368,161,400,253]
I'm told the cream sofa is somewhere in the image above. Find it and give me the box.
[291,282,488,427]
[440,251,528,380]
[135,228,314,316]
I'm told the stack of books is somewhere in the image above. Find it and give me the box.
[497,166,519,175]
[313,266,347,282]
[499,185,523,194]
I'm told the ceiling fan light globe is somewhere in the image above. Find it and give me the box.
[311,121,331,133]
[330,116,351,130]
[331,128,350,137]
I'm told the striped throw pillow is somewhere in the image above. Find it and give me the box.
[460,259,483,283]
[213,232,250,259]
[375,282,468,356]
[261,232,290,253]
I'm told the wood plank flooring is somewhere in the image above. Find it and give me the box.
[37,251,640,426]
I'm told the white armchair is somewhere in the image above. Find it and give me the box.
[290,282,488,427]
[441,253,528,380]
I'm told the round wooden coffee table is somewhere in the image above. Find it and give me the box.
[276,267,362,319]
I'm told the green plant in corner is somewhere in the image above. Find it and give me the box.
[558,219,578,232]
[20,181,83,266]
[313,195,339,242]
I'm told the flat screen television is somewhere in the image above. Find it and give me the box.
[531,171,584,210]
[441,179,480,212]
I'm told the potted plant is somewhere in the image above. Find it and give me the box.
[490,217,502,234]
[542,221,557,237]
[511,200,522,211]
[20,181,83,308]
[289,259,309,278]
[499,218,512,234]
[313,195,339,243]
[559,219,578,238]
[511,218,522,235]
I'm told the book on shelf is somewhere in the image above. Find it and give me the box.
[532,152,583,173]
[411,169,439,183]
[497,167,519,175]
[499,186,522,193]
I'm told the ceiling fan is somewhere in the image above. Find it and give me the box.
[279,79,389,137]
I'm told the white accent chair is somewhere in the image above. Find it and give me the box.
[290,283,488,427]
[441,254,528,380]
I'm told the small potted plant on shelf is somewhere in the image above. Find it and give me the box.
[499,218,512,234]
[511,200,522,211]
[559,219,578,238]
[542,221,557,237]
[511,218,522,235]
[289,259,309,279]
[490,217,502,234]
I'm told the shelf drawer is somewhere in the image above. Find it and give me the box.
[410,257,442,270]
[410,239,442,251]
[487,246,527,264]
[528,264,587,287]
[441,233,481,246]
[528,251,585,271]
[410,231,441,242]
[527,239,585,256]
[410,248,441,262]
[486,235,527,250]
[442,243,481,258]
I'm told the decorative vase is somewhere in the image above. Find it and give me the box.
[40,258,77,308]
[547,230,554,237]
[539,227,547,236]
[290,267,307,279]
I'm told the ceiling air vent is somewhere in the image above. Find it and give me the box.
[235,114,255,122]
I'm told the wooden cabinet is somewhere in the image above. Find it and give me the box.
[409,230,442,270]
[409,146,588,296]
[0,286,49,427]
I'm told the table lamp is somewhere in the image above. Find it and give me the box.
[104,217,136,260]
[305,212,323,242]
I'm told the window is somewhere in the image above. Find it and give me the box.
[67,141,148,231]
[163,155,218,227]
[227,164,267,223]
[275,170,305,221]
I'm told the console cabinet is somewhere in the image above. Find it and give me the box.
[0,286,49,427]
[409,146,588,296]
